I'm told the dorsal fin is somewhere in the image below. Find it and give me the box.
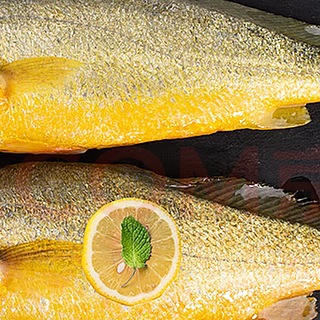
[187,0,320,47]
[170,176,320,229]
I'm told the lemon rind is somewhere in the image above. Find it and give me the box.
[82,198,182,306]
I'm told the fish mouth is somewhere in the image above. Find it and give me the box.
[257,104,311,129]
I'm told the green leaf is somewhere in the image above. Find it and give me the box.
[121,215,151,269]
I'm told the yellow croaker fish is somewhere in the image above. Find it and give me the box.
[0,161,320,319]
[0,0,320,153]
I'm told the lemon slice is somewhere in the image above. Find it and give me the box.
[82,198,181,306]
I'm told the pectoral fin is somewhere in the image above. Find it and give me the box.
[0,240,83,296]
[0,57,82,100]
[257,105,311,129]
[256,295,317,320]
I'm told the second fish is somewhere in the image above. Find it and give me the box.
[0,0,320,153]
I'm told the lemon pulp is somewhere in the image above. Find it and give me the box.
[82,198,181,306]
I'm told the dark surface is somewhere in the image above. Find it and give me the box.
[0,0,320,317]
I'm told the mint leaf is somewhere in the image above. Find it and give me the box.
[121,215,151,269]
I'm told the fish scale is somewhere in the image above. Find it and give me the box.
[0,0,319,152]
[0,162,319,319]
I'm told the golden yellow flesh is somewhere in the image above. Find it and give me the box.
[0,0,320,152]
[0,162,320,319]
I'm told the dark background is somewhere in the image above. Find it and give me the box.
[1,0,320,317]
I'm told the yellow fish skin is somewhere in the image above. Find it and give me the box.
[0,161,320,319]
[0,0,320,153]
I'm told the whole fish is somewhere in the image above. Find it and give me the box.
[0,161,320,319]
[0,0,320,153]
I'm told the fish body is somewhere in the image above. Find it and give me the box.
[0,161,320,319]
[0,0,320,153]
